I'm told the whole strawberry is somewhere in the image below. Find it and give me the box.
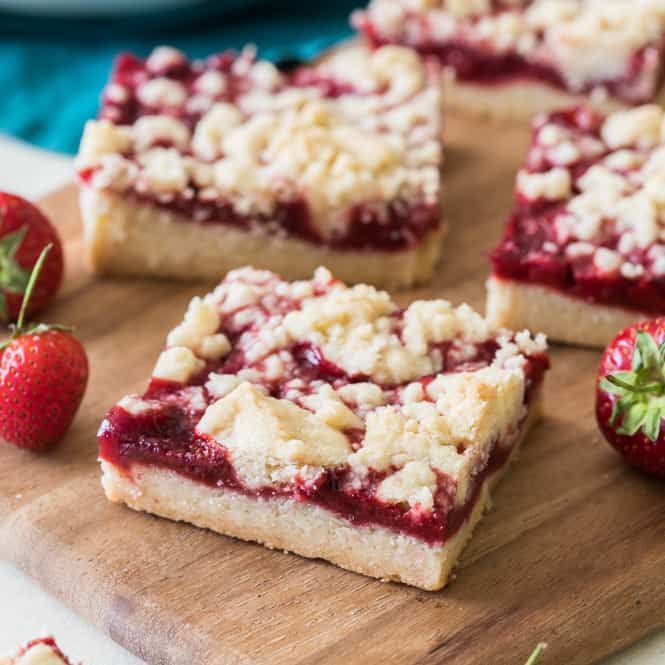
[0,247,88,451]
[0,192,63,324]
[596,319,665,477]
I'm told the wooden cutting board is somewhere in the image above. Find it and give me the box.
[1,112,664,665]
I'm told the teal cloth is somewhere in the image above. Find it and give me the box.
[0,1,358,154]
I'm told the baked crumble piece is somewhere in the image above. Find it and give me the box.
[76,45,445,288]
[353,0,665,117]
[1,638,76,665]
[99,266,548,590]
[488,104,665,346]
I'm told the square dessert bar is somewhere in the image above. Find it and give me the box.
[354,0,665,119]
[76,45,444,289]
[99,266,548,590]
[488,105,665,347]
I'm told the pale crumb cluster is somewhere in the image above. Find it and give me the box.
[197,382,352,489]
[166,297,231,360]
[77,45,443,241]
[517,105,665,280]
[351,366,526,505]
[356,0,665,98]
[517,167,571,201]
[153,346,205,383]
[375,460,438,509]
[135,267,547,513]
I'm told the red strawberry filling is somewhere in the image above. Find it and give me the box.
[491,107,665,314]
[491,204,665,314]
[76,172,440,252]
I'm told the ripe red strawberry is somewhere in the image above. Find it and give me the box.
[0,247,88,451]
[596,319,665,477]
[0,192,63,323]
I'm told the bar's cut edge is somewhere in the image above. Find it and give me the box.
[80,187,445,290]
[486,276,649,348]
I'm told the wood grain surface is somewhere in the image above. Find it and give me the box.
[1,112,664,665]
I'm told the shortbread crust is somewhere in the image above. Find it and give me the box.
[486,277,649,349]
[80,188,445,289]
[98,267,548,589]
[77,45,445,288]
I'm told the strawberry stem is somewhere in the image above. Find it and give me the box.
[0,225,30,322]
[604,375,664,395]
[0,243,69,352]
[601,330,665,442]
[15,243,51,331]
[524,643,547,665]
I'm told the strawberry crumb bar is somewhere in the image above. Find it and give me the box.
[1,638,75,665]
[353,0,665,119]
[99,266,548,590]
[488,105,665,347]
[76,45,444,289]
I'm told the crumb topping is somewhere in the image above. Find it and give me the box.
[517,167,571,201]
[197,382,352,489]
[130,267,547,509]
[349,366,526,504]
[514,105,665,281]
[153,346,206,383]
[76,45,443,244]
[375,460,438,510]
[355,0,665,101]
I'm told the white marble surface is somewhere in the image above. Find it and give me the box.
[0,561,143,664]
[0,134,663,664]
[0,135,72,199]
